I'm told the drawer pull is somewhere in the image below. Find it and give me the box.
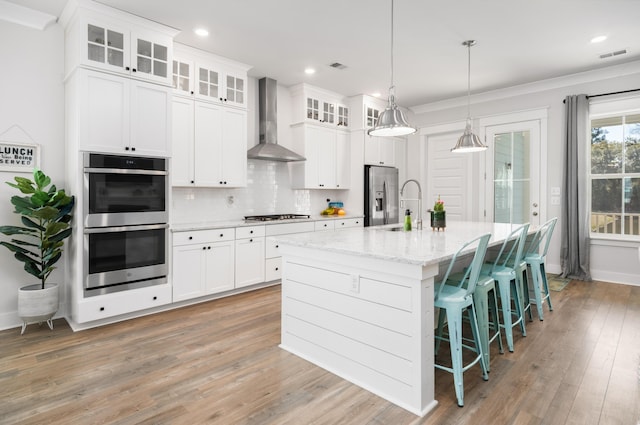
[99,307,105,311]
[275,245,279,248]
[249,238,253,242]
[153,296,157,300]
[275,267,279,271]
[189,236,193,240]
[219,233,224,237]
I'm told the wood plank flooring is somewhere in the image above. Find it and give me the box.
[1,279,639,424]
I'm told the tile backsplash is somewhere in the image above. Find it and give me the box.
[171,159,343,223]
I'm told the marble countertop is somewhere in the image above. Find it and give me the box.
[171,214,365,232]
[274,221,528,266]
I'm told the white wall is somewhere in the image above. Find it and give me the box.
[0,20,66,329]
[408,62,640,285]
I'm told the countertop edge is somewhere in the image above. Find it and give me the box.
[171,215,366,232]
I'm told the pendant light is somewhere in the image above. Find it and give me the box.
[367,0,416,137]
[451,40,487,153]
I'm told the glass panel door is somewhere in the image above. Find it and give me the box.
[485,121,540,225]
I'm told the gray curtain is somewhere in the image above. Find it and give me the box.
[560,94,591,281]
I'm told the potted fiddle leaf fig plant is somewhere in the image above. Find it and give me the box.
[0,169,74,334]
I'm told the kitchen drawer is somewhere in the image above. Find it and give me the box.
[265,221,315,236]
[265,257,282,281]
[314,220,335,231]
[335,218,363,229]
[236,225,266,239]
[265,237,282,258]
[173,228,235,246]
[73,284,172,323]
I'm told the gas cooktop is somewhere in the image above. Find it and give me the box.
[244,214,311,222]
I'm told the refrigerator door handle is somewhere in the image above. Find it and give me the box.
[383,180,388,224]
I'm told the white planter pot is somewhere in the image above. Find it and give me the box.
[18,283,59,335]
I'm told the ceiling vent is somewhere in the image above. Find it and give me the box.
[329,62,347,70]
[599,49,627,59]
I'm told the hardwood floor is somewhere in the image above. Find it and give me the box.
[1,280,639,425]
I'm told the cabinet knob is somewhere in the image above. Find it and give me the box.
[219,181,223,184]
[219,97,223,101]
[275,267,279,271]
[153,296,157,300]
[202,247,206,250]
[208,246,211,249]
[249,238,253,242]
[219,233,224,237]
[191,180,194,184]
[125,66,130,71]
[188,236,193,240]
[125,147,130,151]
[132,68,137,73]
[250,230,253,234]
[190,91,194,95]
[275,244,279,248]
[99,307,105,311]
[131,147,136,151]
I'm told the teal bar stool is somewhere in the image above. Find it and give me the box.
[523,217,558,321]
[480,223,530,352]
[434,233,491,407]
[471,274,504,372]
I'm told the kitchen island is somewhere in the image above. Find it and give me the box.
[275,221,522,417]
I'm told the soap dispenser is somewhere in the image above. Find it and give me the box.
[404,209,412,231]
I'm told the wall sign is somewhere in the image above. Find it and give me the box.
[0,142,40,172]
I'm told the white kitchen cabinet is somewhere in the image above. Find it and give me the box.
[172,99,247,187]
[364,135,400,167]
[235,226,265,288]
[291,124,350,189]
[195,61,248,109]
[172,43,251,110]
[61,2,177,86]
[172,55,195,96]
[290,83,349,128]
[74,68,171,156]
[336,130,351,188]
[172,228,236,301]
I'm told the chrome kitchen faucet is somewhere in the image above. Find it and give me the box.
[400,179,423,230]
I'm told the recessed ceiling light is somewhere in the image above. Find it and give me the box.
[304,68,316,75]
[591,35,607,43]
[194,28,209,37]
[371,92,382,98]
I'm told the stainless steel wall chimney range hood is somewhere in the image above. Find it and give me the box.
[247,77,306,162]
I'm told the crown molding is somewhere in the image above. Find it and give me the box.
[0,0,56,30]
[410,59,640,115]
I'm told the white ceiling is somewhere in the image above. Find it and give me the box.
[8,0,640,107]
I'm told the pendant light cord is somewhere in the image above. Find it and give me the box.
[466,41,471,122]
[389,0,395,99]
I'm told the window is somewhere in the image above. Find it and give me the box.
[590,112,640,236]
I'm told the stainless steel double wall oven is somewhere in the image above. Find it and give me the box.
[83,153,168,296]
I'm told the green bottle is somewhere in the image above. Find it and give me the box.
[404,209,412,231]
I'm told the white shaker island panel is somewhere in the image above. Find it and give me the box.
[276,221,526,417]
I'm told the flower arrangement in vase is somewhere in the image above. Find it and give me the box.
[430,195,446,231]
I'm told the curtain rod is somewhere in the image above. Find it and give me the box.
[562,88,640,103]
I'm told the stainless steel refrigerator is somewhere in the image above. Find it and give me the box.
[364,165,399,227]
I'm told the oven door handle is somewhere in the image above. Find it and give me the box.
[84,168,168,176]
[84,224,169,234]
